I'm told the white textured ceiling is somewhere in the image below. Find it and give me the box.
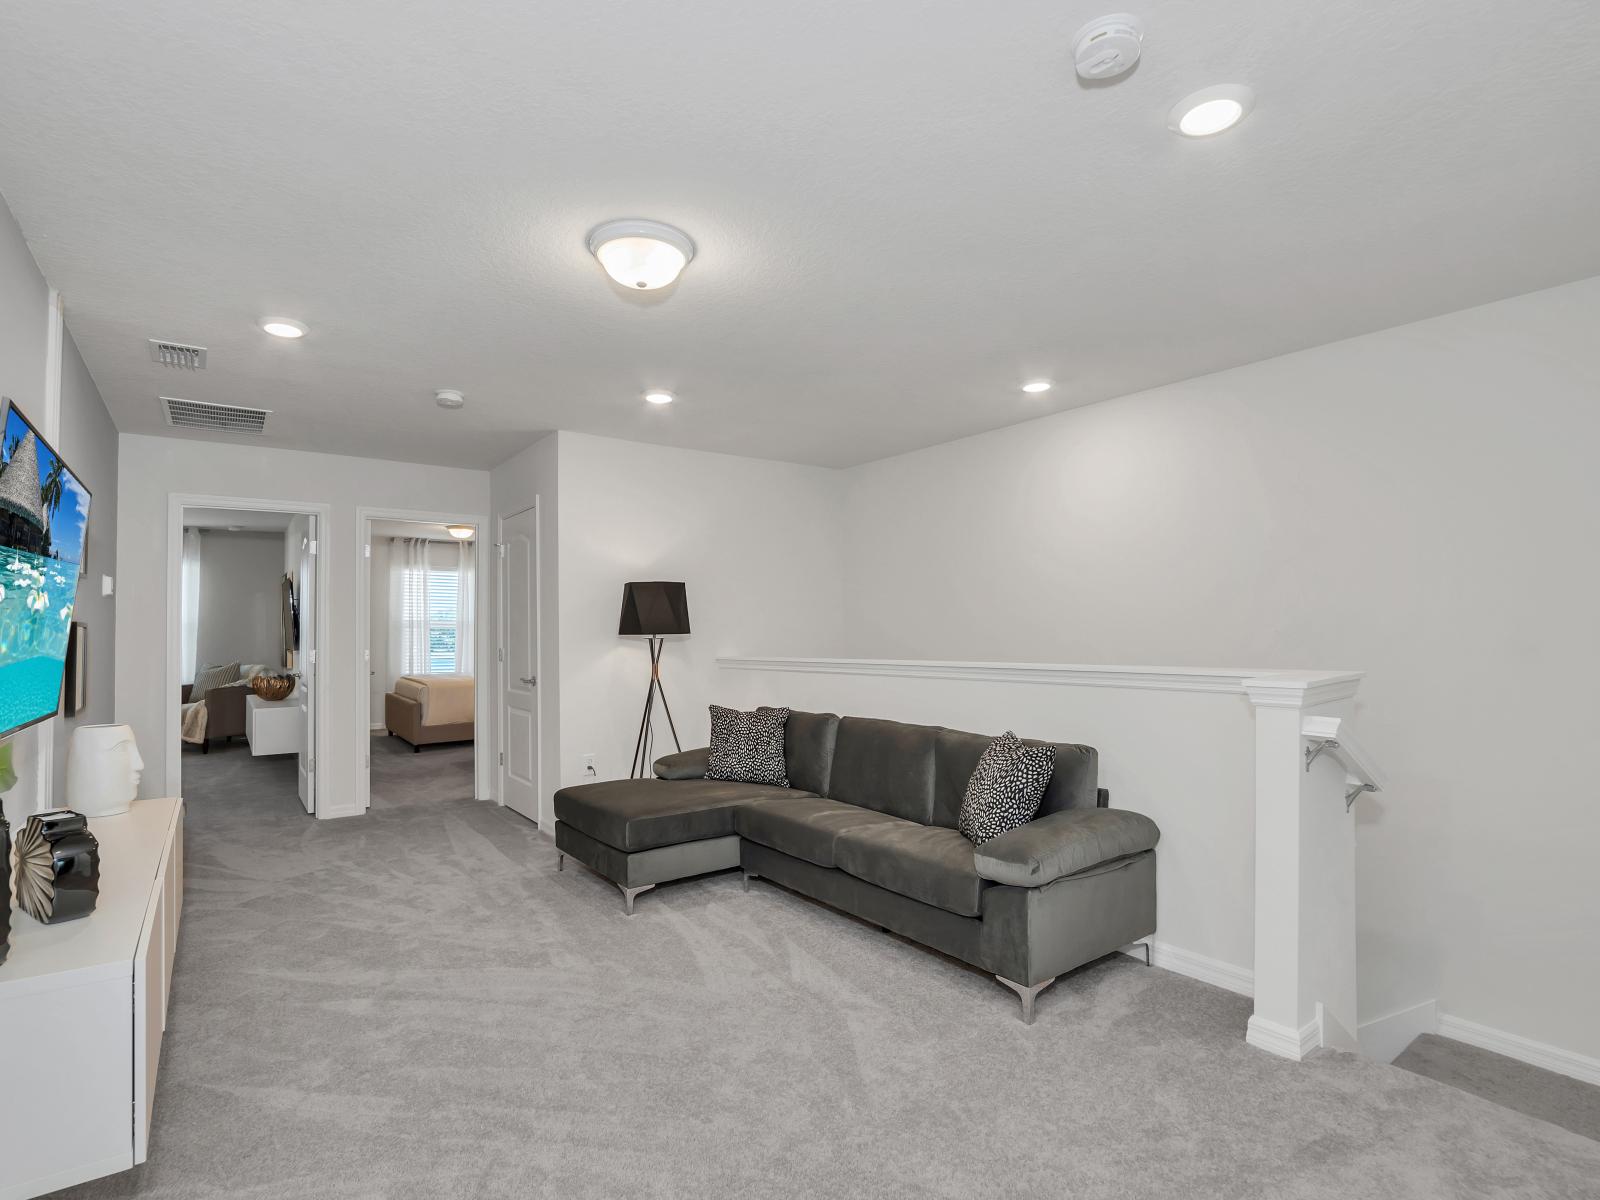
[2,1,1597,469]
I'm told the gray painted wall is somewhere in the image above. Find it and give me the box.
[51,329,119,806]
[193,529,287,671]
[1,196,119,819]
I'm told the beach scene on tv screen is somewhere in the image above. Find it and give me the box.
[0,403,90,734]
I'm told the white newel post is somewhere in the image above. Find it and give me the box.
[1244,671,1365,1060]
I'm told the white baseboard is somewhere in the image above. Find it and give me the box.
[1359,999,1438,1064]
[1438,1013,1600,1088]
[1121,940,1254,997]
[369,723,385,732]
[1246,1014,1320,1061]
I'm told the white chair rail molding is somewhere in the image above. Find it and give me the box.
[716,655,1384,1061]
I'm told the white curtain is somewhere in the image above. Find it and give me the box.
[180,529,203,684]
[387,536,475,677]
[454,538,475,674]
[389,538,431,676]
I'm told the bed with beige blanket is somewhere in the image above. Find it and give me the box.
[384,674,475,750]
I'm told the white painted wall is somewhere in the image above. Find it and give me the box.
[834,276,1600,1061]
[489,431,848,827]
[114,435,490,816]
[190,529,284,671]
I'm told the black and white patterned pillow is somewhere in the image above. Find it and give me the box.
[957,732,1056,845]
[707,705,790,787]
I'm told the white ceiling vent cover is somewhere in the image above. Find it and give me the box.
[148,339,208,369]
[162,396,270,434]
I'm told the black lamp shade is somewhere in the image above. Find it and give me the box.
[619,581,691,636]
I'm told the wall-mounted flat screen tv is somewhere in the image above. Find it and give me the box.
[0,398,91,737]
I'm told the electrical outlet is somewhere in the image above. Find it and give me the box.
[582,753,597,776]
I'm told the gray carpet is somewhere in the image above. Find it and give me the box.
[1394,1034,1600,1146]
[51,746,1600,1199]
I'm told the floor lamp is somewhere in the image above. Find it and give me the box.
[619,581,691,779]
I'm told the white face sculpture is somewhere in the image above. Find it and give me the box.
[113,735,145,797]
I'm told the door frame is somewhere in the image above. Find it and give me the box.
[164,493,333,809]
[355,505,493,813]
[496,502,544,828]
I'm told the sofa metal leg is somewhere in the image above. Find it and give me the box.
[741,869,756,892]
[620,884,654,915]
[557,853,564,872]
[995,975,1057,1025]
[1134,942,1151,967]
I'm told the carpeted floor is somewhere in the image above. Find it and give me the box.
[1394,1034,1600,1146]
[50,746,1600,1199]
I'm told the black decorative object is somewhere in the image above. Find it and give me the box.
[1,812,10,966]
[14,809,100,925]
[618,582,691,779]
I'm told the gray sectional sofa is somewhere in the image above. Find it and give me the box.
[553,711,1160,1021]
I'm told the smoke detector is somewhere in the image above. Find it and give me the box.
[1072,14,1144,81]
[435,389,465,409]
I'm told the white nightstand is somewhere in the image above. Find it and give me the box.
[245,690,303,756]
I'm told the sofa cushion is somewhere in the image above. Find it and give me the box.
[973,808,1161,887]
[708,705,790,787]
[735,795,905,868]
[827,717,938,823]
[833,821,989,918]
[934,728,1099,827]
[653,747,711,780]
[956,732,1055,845]
[554,778,804,852]
[784,710,841,797]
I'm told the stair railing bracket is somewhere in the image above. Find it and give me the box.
[1305,739,1339,772]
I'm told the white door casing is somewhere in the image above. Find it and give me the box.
[296,518,317,815]
[499,505,539,824]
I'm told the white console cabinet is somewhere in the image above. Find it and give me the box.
[0,797,184,1200]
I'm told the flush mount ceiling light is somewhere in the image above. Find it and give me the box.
[1169,85,1255,137]
[588,219,696,290]
[1021,380,1053,394]
[435,389,465,409]
[643,390,675,405]
[445,524,475,540]
[260,318,307,338]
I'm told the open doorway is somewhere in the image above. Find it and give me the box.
[167,499,326,815]
[357,509,492,813]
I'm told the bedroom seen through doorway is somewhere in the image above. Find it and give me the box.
[365,517,480,810]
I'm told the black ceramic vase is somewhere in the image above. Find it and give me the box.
[0,813,10,965]
[15,809,100,925]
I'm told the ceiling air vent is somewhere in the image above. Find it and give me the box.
[162,396,270,434]
[148,339,207,369]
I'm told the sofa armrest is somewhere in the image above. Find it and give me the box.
[653,747,710,780]
[973,808,1160,888]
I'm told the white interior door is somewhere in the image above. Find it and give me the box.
[296,518,317,815]
[500,506,539,823]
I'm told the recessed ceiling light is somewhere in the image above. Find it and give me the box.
[1021,380,1053,394]
[588,220,696,290]
[445,524,475,540]
[643,390,675,405]
[1169,85,1254,137]
[260,318,307,338]
[435,389,466,409]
